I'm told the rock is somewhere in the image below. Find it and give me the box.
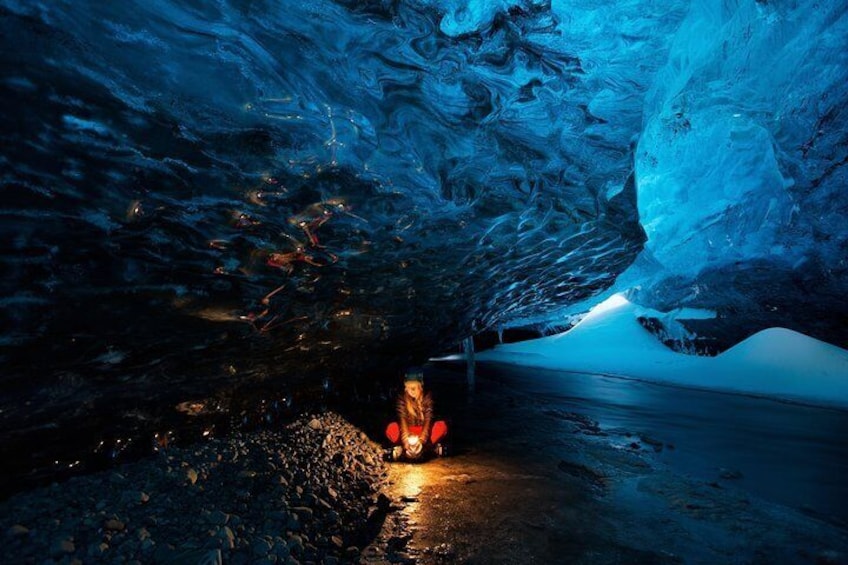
[104,518,126,532]
[219,526,235,549]
[303,543,318,561]
[52,537,75,555]
[7,524,29,537]
[274,541,291,560]
[200,548,224,565]
[253,537,272,556]
[208,510,229,526]
[145,515,160,527]
[151,545,176,562]
[287,534,304,555]
[293,506,314,519]
[325,510,340,524]
[432,542,456,558]
[0,411,391,565]
[268,510,288,523]
[140,538,156,553]
[163,548,222,565]
[121,489,149,506]
[287,514,301,532]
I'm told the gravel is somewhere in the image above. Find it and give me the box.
[0,412,390,564]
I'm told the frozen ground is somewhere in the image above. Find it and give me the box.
[370,366,848,564]
[2,366,845,564]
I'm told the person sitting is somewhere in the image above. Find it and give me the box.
[385,367,448,460]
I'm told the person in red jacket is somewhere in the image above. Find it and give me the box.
[385,367,448,460]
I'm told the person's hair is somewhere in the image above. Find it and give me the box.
[403,381,425,422]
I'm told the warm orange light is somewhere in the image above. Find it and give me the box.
[405,435,423,458]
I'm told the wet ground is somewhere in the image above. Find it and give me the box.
[2,361,845,564]
[361,363,848,564]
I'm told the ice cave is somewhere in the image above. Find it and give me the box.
[0,0,846,563]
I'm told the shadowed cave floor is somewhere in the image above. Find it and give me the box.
[361,366,847,564]
[1,365,846,564]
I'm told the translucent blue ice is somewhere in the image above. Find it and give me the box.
[637,0,848,277]
[0,0,845,392]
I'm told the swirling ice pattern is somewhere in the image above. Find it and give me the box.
[0,0,686,427]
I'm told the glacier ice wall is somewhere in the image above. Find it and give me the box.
[0,0,690,441]
[0,0,845,481]
[629,0,848,351]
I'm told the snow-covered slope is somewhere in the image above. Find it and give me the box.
[467,295,848,408]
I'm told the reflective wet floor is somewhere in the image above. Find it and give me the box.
[477,362,848,523]
[363,363,848,564]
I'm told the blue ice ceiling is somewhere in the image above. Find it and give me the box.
[0,0,846,415]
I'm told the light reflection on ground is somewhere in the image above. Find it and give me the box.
[362,368,848,564]
[392,462,427,502]
[373,444,578,564]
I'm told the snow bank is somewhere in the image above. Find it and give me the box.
[461,295,848,408]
